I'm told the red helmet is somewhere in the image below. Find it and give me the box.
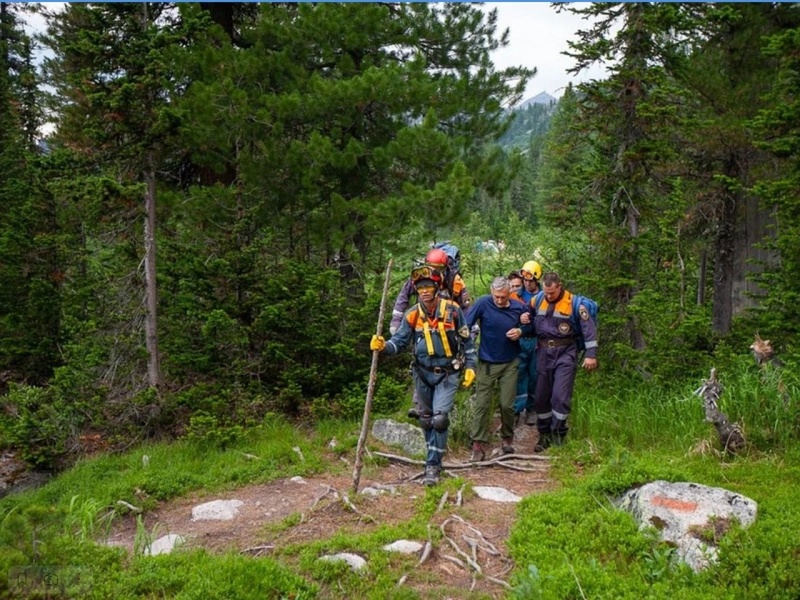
[425,248,448,269]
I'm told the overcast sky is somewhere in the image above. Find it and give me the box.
[488,2,608,103]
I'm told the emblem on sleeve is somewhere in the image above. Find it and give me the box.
[458,325,470,339]
[579,305,589,321]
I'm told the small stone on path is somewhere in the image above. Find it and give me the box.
[382,540,424,554]
[319,552,367,571]
[473,486,522,503]
[191,499,244,521]
[146,534,185,556]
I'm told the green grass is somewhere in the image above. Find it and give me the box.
[1,360,799,599]
[507,448,800,599]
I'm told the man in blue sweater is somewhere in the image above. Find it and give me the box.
[466,276,533,461]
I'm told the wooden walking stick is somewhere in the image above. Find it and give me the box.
[352,259,394,493]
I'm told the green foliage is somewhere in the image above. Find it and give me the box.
[0,383,81,467]
[509,448,800,600]
[77,548,318,599]
[185,413,244,449]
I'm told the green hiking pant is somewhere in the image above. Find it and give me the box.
[470,358,519,444]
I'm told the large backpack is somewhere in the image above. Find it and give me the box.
[533,291,598,352]
[433,242,461,276]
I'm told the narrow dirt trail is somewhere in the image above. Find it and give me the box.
[105,424,556,598]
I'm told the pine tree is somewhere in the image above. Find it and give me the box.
[42,3,210,390]
[752,26,800,341]
[0,3,58,384]
[558,3,689,352]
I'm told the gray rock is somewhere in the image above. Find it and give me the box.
[318,552,367,571]
[382,540,424,554]
[618,480,757,571]
[473,486,522,503]
[146,534,185,556]
[371,419,426,456]
[191,499,244,521]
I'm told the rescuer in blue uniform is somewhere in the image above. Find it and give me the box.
[371,266,476,486]
[532,272,598,451]
[514,260,542,426]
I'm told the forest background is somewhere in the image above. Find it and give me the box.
[1,2,799,470]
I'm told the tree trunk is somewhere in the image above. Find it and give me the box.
[732,192,776,314]
[697,247,707,306]
[143,163,161,388]
[712,192,735,336]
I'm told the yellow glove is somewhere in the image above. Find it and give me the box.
[370,335,385,352]
[463,368,476,388]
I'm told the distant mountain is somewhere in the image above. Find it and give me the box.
[517,92,557,110]
[497,92,558,151]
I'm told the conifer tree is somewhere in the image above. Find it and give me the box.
[558,3,689,351]
[178,2,531,280]
[752,25,800,340]
[0,3,58,383]
[42,2,198,390]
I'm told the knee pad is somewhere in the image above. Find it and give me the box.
[431,412,449,432]
[418,413,434,431]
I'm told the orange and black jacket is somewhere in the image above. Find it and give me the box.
[384,298,477,371]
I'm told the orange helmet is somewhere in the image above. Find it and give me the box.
[425,248,448,269]
[411,265,444,289]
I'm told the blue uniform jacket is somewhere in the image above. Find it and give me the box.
[384,299,477,371]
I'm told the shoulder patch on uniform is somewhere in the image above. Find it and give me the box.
[458,325,470,339]
[579,304,590,321]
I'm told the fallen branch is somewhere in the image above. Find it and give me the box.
[441,554,467,569]
[116,500,142,514]
[494,463,548,473]
[374,451,551,468]
[456,484,466,507]
[241,544,274,557]
[450,514,501,556]
[485,575,513,590]
[306,485,338,515]
[341,492,375,522]
[693,368,746,454]
[417,540,433,567]
[436,491,449,513]
[441,517,482,574]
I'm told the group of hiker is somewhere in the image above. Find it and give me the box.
[370,243,599,486]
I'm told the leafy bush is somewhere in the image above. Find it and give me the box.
[0,384,82,467]
[185,413,244,449]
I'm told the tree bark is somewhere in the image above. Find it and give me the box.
[143,162,161,388]
[697,247,707,306]
[712,192,735,336]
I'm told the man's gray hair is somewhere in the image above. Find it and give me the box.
[491,276,510,292]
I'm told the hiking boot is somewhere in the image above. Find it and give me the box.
[525,411,537,427]
[407,407,421,419]
[501,438,515,455]
[423,465,441,486]
[533,432,552,453]
[470,442,486,463]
